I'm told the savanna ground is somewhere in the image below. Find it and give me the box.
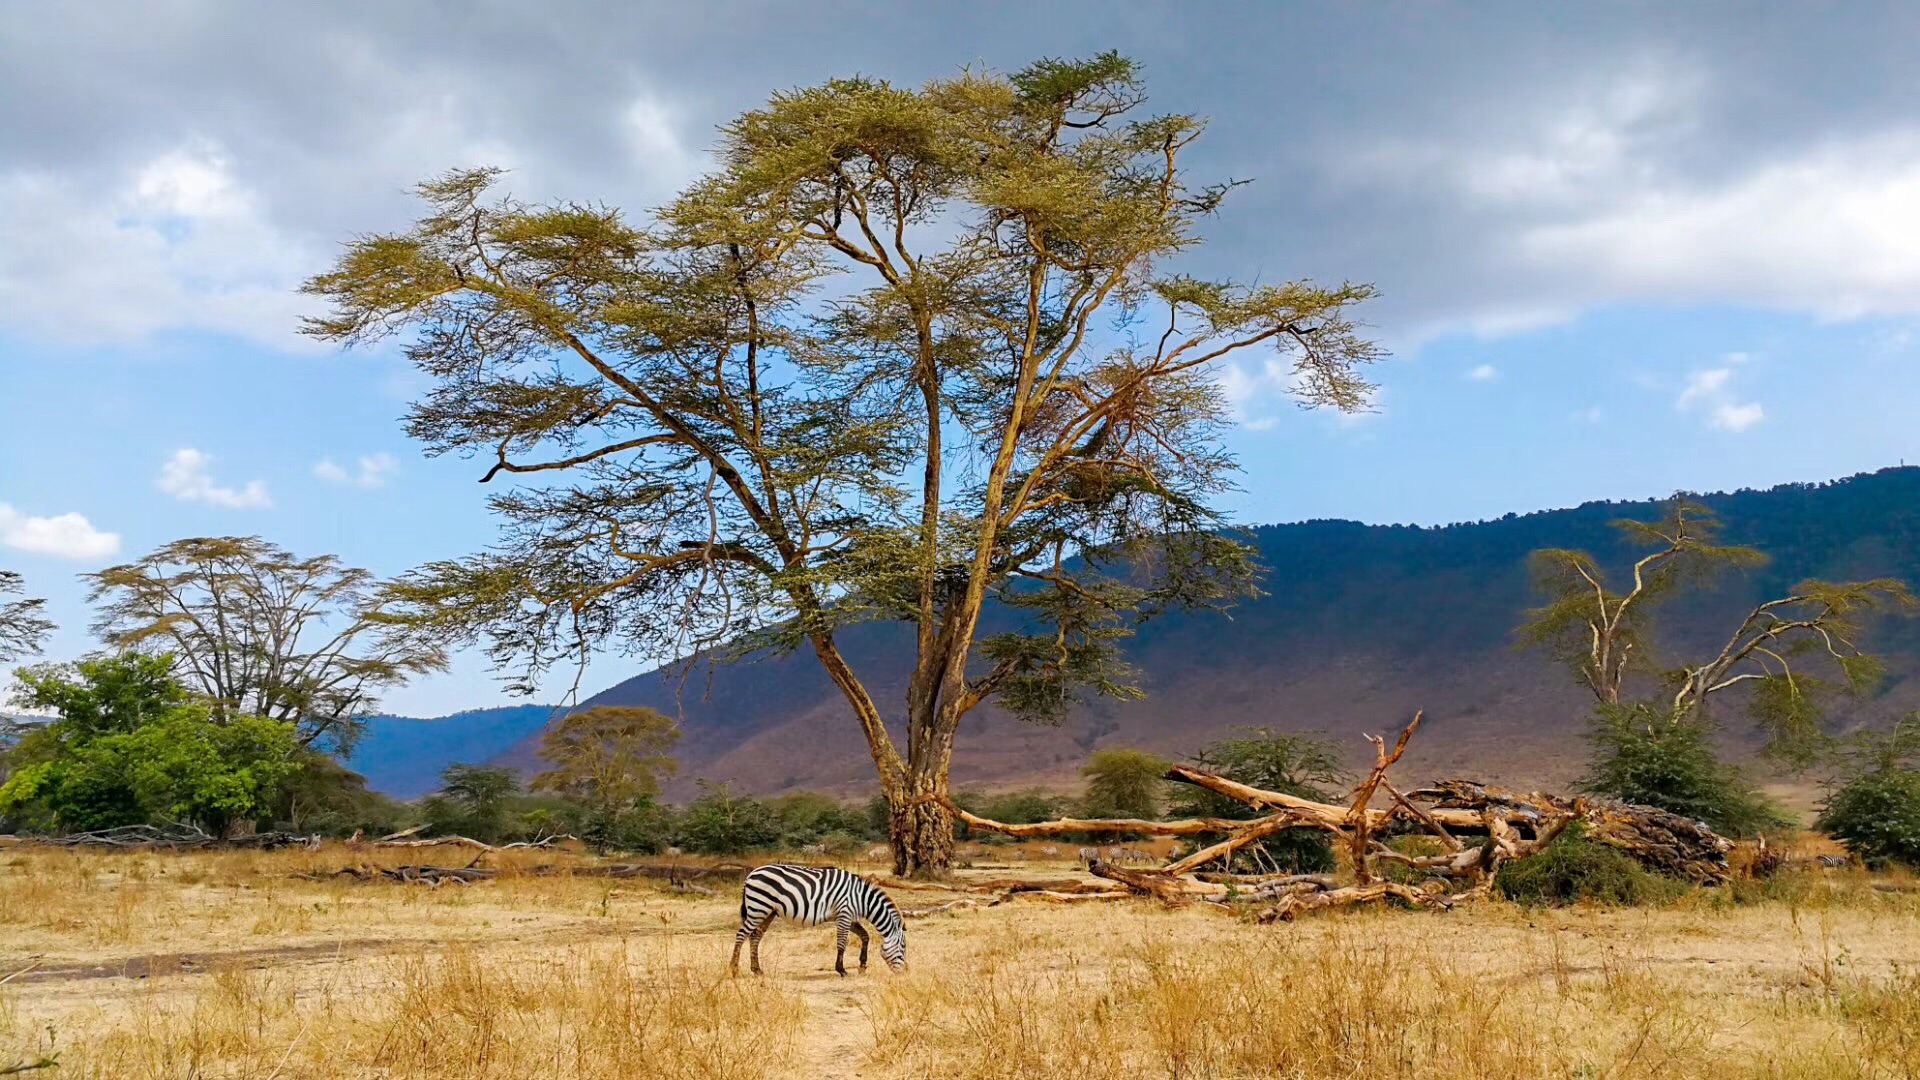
[2,840,1917,1079]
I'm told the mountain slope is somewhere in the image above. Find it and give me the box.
[493,468,1920,800]
[347,705,557,798]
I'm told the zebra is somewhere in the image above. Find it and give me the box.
[731,864,907,977]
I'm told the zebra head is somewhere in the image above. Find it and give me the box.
[881,919,907,971]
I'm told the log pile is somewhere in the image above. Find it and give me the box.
[949,711,1735,917]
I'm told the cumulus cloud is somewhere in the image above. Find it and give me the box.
[1466,364,1498,381]
[7,5,1920,353]
[0,141,322,348]
[1520,132,1920,319]
[314,452,398,489]
[0,504,120,559]
[1674,366,1764,433]
[157,448,272,508]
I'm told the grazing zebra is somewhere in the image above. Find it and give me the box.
[731,864,907,977]
[1816,854,1852,868]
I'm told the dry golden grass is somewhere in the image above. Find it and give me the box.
[3,844,1918,1078]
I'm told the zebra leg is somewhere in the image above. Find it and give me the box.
[851,921,870,972]
[834,912,853,977]
[750,917,770,976]
[730,924,749,976]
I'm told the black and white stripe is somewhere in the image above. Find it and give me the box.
[731,864,907,976]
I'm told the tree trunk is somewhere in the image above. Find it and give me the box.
[889,774,955,879]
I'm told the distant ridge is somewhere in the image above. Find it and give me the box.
[347,704,557,798]
[477,468,1920,803]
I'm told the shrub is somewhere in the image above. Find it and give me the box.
[676,781,780,854]
[1817,768,1920,868]
[1080,747,1170,819]
[1169,728,1346,873]
[1495,823,1688,907]
[1817,717,1920,868]
[1580,704,1788,837]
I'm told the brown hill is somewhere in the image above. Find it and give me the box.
[494,468,1920,806]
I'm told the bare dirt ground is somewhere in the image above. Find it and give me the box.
[2,842,1918,1078]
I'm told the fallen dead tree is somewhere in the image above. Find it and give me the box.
[0,824,319,850]
[948,711,1735,917]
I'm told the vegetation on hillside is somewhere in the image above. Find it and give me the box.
[1519,499,1913,835]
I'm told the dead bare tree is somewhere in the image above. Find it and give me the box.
[948,712,1734,918]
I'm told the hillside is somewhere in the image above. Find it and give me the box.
[490,468,1920,803]
[346,705,556,798]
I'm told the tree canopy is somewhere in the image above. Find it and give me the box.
[0,570,53,663]
[1079,746,1170,819]
[530,704,679,812]
[304,53,1384,875]
[0,654,298,835]
[86,536,449,750]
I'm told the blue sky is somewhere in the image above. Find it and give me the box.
[3,3,1918,715]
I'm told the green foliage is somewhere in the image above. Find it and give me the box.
[421,763,522,841]
[1170,728,1348,873]
[767,791,876,846]
[1079,747,1170,819]
[0,655,298,835]
[11,653,189,739]
[530,705,679,814]
[1495,822,1688,907]
[1817,717,1920,867]
[1579,704,1788,838]
[676,781,782,855]
[267,751,414,836]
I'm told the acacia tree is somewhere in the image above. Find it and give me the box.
[0,571,54,663]
[1080,747,1170,819]
[86,537,448,750]
[303,55,1384,876]
[530,705,680,814]
[1520,501,1913,767]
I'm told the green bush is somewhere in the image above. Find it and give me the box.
[1581,705,1788,838]
[0,655,299,836]
[1169,728,1346,873]
[1817,767,1920,868]
[676,781,780,854]
[1495,823,1688,907]
[1817,719,1920,868]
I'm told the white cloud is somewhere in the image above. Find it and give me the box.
[1519,131,1920,320]
[1676,368,1732,408]
[623,97,708,194]
[1466,364,1498,381]
[157,448,272,508]
[1240,416,1279,432]
[1673,366,1764,433]
[1572,405,1605,423]
[0,504,120,560]
[1711,402,1765,432]
[314,452,398,489]
[0,141,322,348]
